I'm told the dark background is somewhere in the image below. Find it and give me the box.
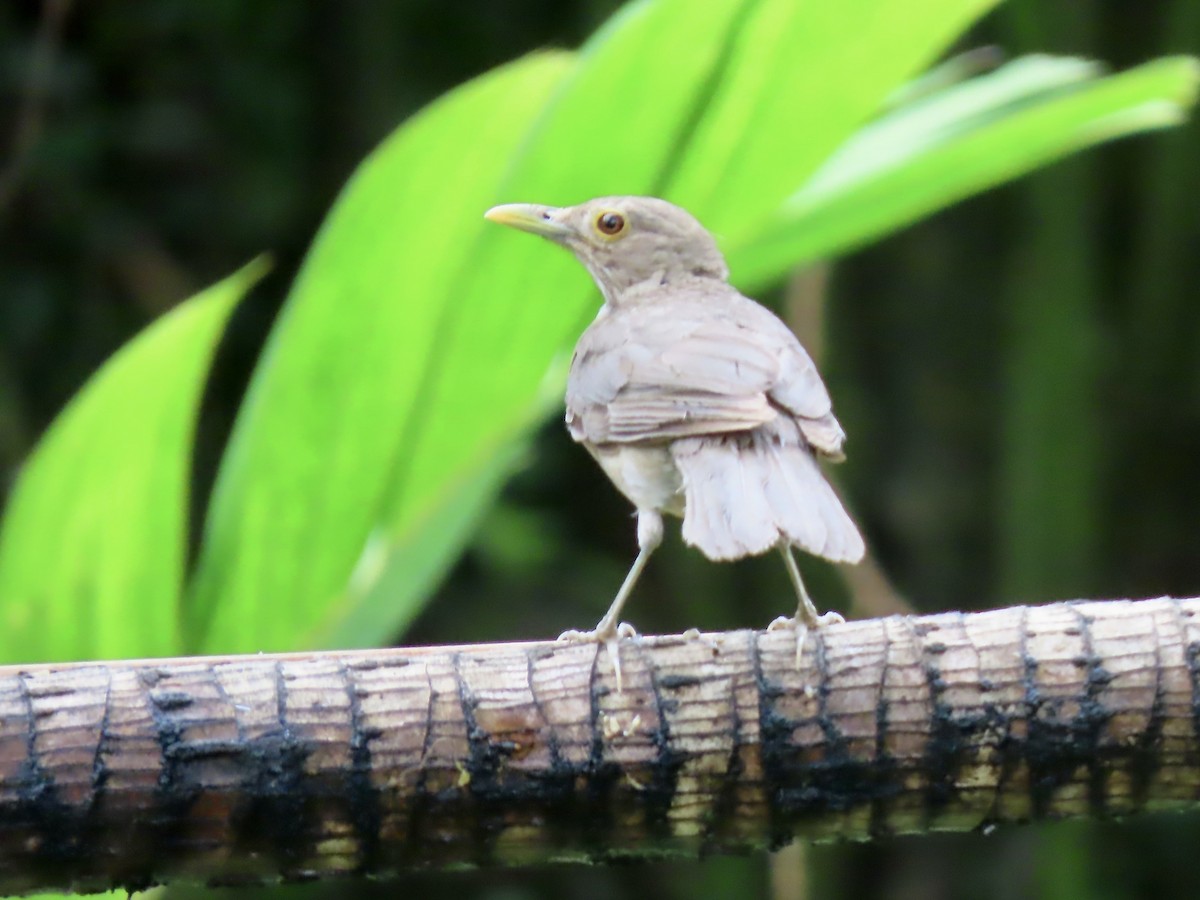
[3,1,1199,898]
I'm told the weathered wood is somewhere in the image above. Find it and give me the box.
[1,597,1198,894]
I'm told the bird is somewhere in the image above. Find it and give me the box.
[484,196,864,671]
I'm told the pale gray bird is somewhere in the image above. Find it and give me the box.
[485,196,864,662]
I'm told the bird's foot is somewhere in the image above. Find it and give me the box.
[556,621,638,644]
[767,611,844,631]
[767,611,845,668]
[556,622,638,690]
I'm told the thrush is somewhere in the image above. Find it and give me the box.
[485,196,864,668]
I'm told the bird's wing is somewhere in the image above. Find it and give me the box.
[566,293,845,456]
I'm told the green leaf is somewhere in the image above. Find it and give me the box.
[0,261,264,663]
[323,438,527,648]
[728,55,1200,286]
[665,0,1001,231]
[187,53,575,654]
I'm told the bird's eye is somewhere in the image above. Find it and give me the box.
[595,212,626,236]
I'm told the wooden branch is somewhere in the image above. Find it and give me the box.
[1,597,1198,894]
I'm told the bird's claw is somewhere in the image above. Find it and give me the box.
[556,621,639,644]
[766,611,845,668]
[556,622,639,691]
[768,611,844,631]
[766,615,793,633]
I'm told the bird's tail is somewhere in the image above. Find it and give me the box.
[670,421,865,563]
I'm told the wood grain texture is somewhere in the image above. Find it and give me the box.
[1,597,1198,894]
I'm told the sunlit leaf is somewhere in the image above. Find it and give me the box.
[0,261,264,663]
[322,438,527,648]
[665,0,1000,231]
[186,53,575,653]
[728,56,1200,286]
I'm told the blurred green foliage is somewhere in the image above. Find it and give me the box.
[1,0,1199,898]
[0,259,264,660]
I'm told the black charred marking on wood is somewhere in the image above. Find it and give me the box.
[869,625,896,840]
[919,614,995,824]
[401,667,438,867]
[807,628,883,817]
[1186,639,1200,760]
[918,626,956,820]
[63,669,115,883]
[523,651,583,853]
[757,629,896,838]
[146,671,203,874]
[751,634,790,850]
[230,663,315,874]
[812,632,849,762]
[11,673,83,879]
[526,654,562,771]
[991,607,1031,820]
[1018,610,1113,819]
[1072,608,1114,818]
[583,647,620,860]
[658,673,702,689]
[643,648,686,839]
[1128,616,1165,811]
[453,652,520,866]
[699,633,746,856]
[342,662,382,874]
[165,738,248,761]
[88,670,113,809]
[529,643,556,663]
[1019,629,1055,817]
[148,690,193,712]
[1170,601,1200,769]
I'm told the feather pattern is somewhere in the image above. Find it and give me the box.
[672,418,864,563]
[566,282,846,458]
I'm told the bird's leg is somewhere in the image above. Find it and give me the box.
[768,543,844,668]
[558,510,662,689]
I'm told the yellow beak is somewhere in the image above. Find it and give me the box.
[484,203,573,240]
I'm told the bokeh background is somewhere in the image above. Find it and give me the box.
[3,1,1200,899]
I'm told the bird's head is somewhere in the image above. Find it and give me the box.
[485,196,729,305]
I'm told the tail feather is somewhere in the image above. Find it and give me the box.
[672,435,767,559]
[763,439,829,554]
[730,438,780,553]
[672,423,864,564]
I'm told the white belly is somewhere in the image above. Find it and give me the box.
[590,444,685,516]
